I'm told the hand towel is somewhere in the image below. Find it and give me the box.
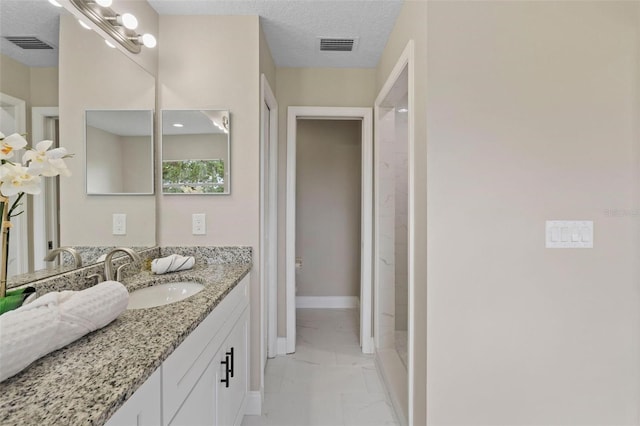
[0,280,128,382]
[151,254,195,275]
[0,287,36,315]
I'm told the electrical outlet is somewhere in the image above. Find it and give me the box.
[192,213,206,235]
[113,213,126,235]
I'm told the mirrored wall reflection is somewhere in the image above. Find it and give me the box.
[86,110,154,195]
[161,110,230,195]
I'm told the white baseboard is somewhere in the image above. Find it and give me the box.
[296,296,360,309]
[244,391,262,416]
[276,337,288,355]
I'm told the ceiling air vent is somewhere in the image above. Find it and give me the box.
[318,37,358,52]
[4,36,54,50]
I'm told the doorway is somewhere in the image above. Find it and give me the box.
[0,92,28,276]
[286,106,373,355]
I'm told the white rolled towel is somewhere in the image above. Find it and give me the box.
[0,281,128,382]
[151,254,195,275]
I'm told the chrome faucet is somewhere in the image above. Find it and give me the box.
[44,246,83,268]
[104,247,141,281]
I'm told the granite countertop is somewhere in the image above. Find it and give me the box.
[0,262,251,426]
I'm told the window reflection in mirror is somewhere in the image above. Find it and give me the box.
[85,110,154,195]
[161,110,230,195]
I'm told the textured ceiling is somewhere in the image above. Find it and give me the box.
[0,0,64,67]
[0,0,403,69]
[147,0,404,68]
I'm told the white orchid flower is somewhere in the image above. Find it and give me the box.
[0,133,28,160]
[23,140,71,177]
[0,163,42,196]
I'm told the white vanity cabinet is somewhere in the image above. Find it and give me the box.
[105,369,162,426]
[106,274,250,426]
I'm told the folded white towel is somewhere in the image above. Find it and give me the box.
[0,281,128,382]
[151,254,195,275]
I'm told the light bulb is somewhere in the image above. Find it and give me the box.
[95,0,112,6]
[78,20,92,30]
[105,40,116,48]
[48,0,62,7]
[120,13,138,30]
[141,33,156,48]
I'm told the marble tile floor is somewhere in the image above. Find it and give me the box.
[242,308,399,426]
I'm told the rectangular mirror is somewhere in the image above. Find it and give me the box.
[162,110,230,194]
[86,109,154,195]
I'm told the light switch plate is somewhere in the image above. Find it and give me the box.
[113,213,126,235]
[192,213,206,235]
[546,220,593,248]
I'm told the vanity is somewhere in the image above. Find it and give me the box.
[0,249,251,426]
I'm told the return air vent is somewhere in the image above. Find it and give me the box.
[4,36,54,50]
[318,37,358,52]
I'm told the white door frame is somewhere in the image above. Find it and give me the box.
[286,106,373,354]
[374,40,415,425]
[0,92,28,276]
[260,75,279,377]
[32,107,60,271]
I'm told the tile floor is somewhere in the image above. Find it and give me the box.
[242,308,399,426]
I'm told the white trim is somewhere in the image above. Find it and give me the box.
[296,296,360,309]
[286,106,373,356]
[373,40,415,425]
[31,107,59,271]
[260,74,279,383]
[0,92,28,276]
[276,337,288,356]
[243,391,262,416]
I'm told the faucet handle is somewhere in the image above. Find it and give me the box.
[85,271,105,286]
[115,263,131,282]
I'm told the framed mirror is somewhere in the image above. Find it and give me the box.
[86,109,154,195]
[161,110,230,194]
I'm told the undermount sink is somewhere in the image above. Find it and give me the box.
[127,282,205,310]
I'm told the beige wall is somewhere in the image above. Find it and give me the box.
[375,1,428,424]
[425,1,640,424]
[259,25,276,92]
[30,67,58,107]
[275,67,375,333]
[158,15,262,391]
[0,54,58,138]
[295,119,361,297]
[122,136,153,193]
[86,126,123,193]
[59,14,156,247]
[0,53,30,104]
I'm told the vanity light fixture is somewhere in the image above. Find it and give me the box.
[106,13,138,30]
[68,0,157,54]
[172,123,184,128]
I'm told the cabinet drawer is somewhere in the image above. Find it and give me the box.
[163,274,249,425]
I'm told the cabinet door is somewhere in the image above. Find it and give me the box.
[168,357,218,426]
[217,307,249,426]
[106,370,161,426]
